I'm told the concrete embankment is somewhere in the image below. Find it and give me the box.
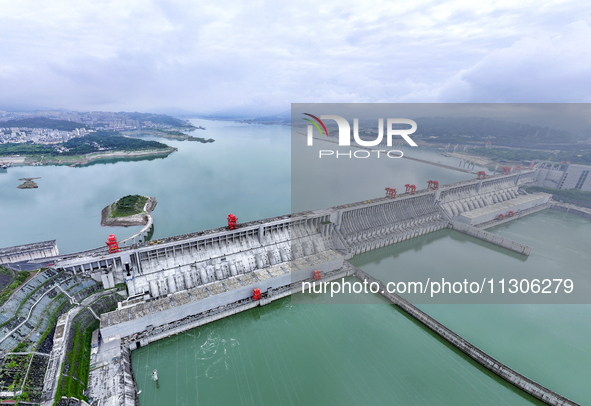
[477,202,551,229]
[346,263,580,406]
[123,267,351,348]
[551,202,591,221]
[450,221,532,255]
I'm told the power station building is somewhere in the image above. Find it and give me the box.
[536,163,591,191]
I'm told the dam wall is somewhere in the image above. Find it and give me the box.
[456,193,552,225]
[337,192,448,256]
[123,266,352,348]
[53,170,544,298]
[89,170,548,345]
[450,221,532,255]
[437,171,536,220]
[348,263,580,406]
[100,250,344,340]
[0,240,59,265]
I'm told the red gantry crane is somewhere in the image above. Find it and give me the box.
[405,184,416,194]
[227,214,237,230]
[385,187,397,198]
[106,234,119,253]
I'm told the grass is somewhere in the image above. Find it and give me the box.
[0,269,57,330]
[0,267,12,277]
[55,318,101,401]
[110,194,148,217]
[35,294,69,351]
[0,268,31,307]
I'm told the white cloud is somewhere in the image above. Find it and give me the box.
[0,0,589,113]
[436,20,591,102]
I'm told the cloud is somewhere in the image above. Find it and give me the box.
[436,21,591,102]
[0,0,589,113]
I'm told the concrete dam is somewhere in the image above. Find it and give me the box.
[46,168,578,406]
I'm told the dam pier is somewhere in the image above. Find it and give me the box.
[38,168,580,406]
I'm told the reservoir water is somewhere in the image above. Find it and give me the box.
[131,292,545,406]
[0,120,588,404]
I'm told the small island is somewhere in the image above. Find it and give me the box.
[17,177,40,189]
[125,128,214,143]
[101,194,157,227]
[156,129,214,142]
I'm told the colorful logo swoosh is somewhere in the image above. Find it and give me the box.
[303,113,328,137]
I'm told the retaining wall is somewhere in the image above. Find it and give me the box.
[551,203,591,221]
[450,221,532,255]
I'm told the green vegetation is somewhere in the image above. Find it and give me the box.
[63,131,169,153]
[0,270,57,330]
[55,319,98,401]
[189,136,214,143]
[524,186,591,208]
[0,269,30,307]
[0,117,88,131]
[469,147,591,166]
[153,129,214,143]
[0,267,12,276]
[415,117,583,146]
[159,130,186,136]
[0,354,31,395]
[13,341,29,352]
[111,194,148,217]
[125,112,195,128]
[0,130,170,157]
[36,294,69,351]
[54,296,119,404]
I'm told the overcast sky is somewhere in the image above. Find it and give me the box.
[1,0,590,115]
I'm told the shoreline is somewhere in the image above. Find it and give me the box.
[121,129,213,143]
[2,147,177,167]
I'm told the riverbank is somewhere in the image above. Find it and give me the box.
[21,147,177,167]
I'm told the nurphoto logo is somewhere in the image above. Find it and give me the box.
[303,113,418,158]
